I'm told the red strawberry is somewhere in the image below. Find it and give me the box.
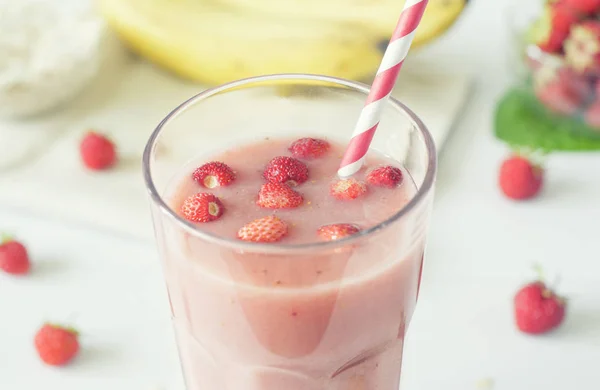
[237,216,288,243]
[34,323,80,366]
[192,161,236,188]
[565,20,600,75]
[584,99,600,128]
[562,0,600,14]
[330,178,367,200]
[317,224,360,241]
[181,193,224,222]
[257,182,303,209]
[514,281,566,334]
[532,4,579,53]
[499,155,544,200]
[366,166,404,188]
[0,236,30,275]
[263,156,309,186]
[533,64,588,116]
[80,131,117,170]
[288,138,331,159]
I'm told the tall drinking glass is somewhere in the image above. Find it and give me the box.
[143,74,436,390]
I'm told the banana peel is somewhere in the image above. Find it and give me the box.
[98,0,467,86]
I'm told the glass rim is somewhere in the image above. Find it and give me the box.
[142,73,437,254]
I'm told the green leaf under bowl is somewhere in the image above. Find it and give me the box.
[494,88,600,152]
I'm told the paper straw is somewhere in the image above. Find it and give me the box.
[338,0,429,178]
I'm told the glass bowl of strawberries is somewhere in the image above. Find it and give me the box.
[496,0,600,151]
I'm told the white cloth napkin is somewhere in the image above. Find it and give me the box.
[0,53,472,241]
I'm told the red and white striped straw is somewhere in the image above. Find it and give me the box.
[338,0,429,178]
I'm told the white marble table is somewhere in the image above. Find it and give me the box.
[2,0,600,389]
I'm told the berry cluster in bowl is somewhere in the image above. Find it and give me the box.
[177,137,404,244]
[495,0,600,151]
[526,0,600,130]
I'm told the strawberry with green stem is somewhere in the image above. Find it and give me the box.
[514,264,567,334]
[34,323,80,366]
[529,3,580,53]
[498,150,545,200]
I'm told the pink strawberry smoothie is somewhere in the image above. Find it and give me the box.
[161,137,426,390]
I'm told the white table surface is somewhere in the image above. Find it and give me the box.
[2,1,600,389]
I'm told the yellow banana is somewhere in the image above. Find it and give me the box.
[98,0,384,85]
[206,0,468,47]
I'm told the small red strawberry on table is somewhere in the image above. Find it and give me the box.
[498,153,544,200]
[0,235,31,275]
[514,267,566,334]
[35,323,80,366]
[80,131,117,171]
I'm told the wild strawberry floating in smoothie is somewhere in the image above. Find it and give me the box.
[263,156,309,186]
[193,161,236,188]
[237,215,288,243]
[317,223,361,241]
[257,182,303,209]
[330,178,368,200]
[367,165,404,188]
[288,137,331,160]
[181,193,225,223]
